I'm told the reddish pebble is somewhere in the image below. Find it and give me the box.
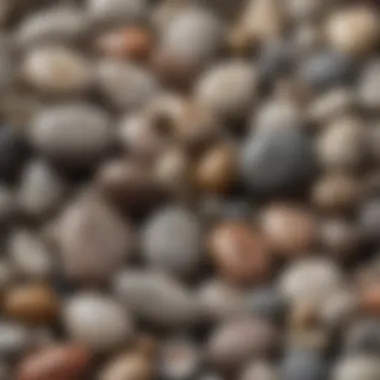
[16,344,91,380]
[361,284,380,317]
[208,222,270,286]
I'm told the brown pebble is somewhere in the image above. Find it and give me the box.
[16,344,91,380]
[360,284,380,317]
[96,26,153,61]
[260,203,317,258]
[195,144,237,194]
[326,6,380,56]
[4,283,59,325]
[208,222,270,286]
[312,173,362,214]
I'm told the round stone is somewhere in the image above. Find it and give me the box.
[30,103,111,168]
[278,258,343,306]
[345,319,380,354]
[114,270,203,328]
[196,61,258,121]
[326,6,380,56]
[208,221,270,286]
[360,200,380,242]
[22,46,92,94]
[0,322,32,357]
[333,355,380,380]
[239,127,315,194]
[57,192,133,283]
[142,206,202,277]
[299,51,355,91]
[359,60,380,111]
[239,361,278,380]
[63,293,134,352]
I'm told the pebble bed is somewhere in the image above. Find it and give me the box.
[0,0,379,379]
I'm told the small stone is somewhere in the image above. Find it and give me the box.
[30,103,111,168]
[0,185,17,223]
[196,61,258,121]
[160,6,224,68]
[208,221,270,286]
[63,293,134,352]
[198,279,245,321]
[87,0,147,25]
[359,60,380,111]
[278,258,343,306]
[260,203,317,257]
[22,46,92,94]
[326,6,380,56]
[333,355,380,380]
[57,191,133,282]
[96,60,158,110]
[207,318,279,371]
[239,361,278,380]
[344,319,380,354]
[99,352,154,380]
[16,6,88,47]
[114,270,203,327]
[280,350,326,380]
[299,51,355,91]
[284,0,328,20]
[316,116,367,171]
[360,200,380,242]
[312,173,362,214]
[8,230,52,279]
[240,127,315,194]
[195,144,237,194]
[17,160,66,219]
[0,322,32,357]
[16,344,91,380]
[142,206,202,277]
[361,283,380,317]
[96,26,153,61]
[4,283,59,325]
[158,338,201,380]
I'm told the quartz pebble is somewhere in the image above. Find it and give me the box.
[63,293,134,352]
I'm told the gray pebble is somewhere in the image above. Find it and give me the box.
[114,270,203,328]
[358,59,380,111]
[299,51,355,91]
[30,103,112,167]
[0,321,32,357]
[0,186,16,224]
[345,319,380,355]
[280,350,326,380]
[8,229,52,279]
[333,355,380,380]
[57,191,133,282]
[63,292,134,352]
[239,127,315,194]
[239,361,278,380]
[359,200,380,242]
[142,206,202,277]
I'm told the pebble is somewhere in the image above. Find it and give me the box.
[57,191,133,283]
[278,258,343,306]
[0,127,28,182]
[239,127,315,194]
[3,283,59,325]
[359,200,380,242]
[160,6,224,68]
[312,173,362,214]
[96,26,153,61]
[16,6,88,47]
[299,50,355,91]
[344,319,380,354]
[88,0,147,25]
[360,283,380,317]
[0,185,17,223]
[17,160,66,219]
[207,318,279,371]
[8,229,52,279]
[326,6,380,56]
[22,46,92,94]
[284,0,327,20]
[195,61,258,121]
[280,350,326,380]
[114,270,203,327]
[358,59,380,111]
[239,361,278,380]
[208,221,270,286]
[63,293,134,352]
[16,344,91,380]
[142,206,202,277]
[30,103,111,168]
[260,203,317,257]
[96,59,158,110]
[316,116,367,171]
[198,279,245,321]
[158,338,201,380]
[333,355,380,380]
[99,352,154,380]
[0,322,32,357]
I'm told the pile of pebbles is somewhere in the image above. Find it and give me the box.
[0,0,379,379]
